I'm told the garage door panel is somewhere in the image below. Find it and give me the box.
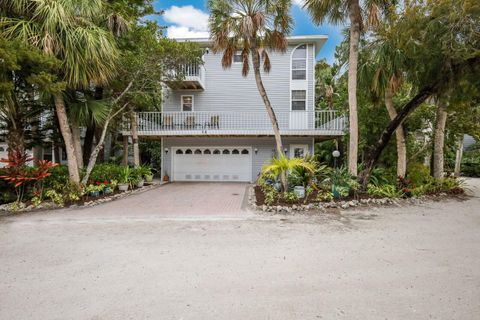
[173,147,251,182]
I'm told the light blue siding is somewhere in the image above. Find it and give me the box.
[163,44,315,114]
[163,137,313,182]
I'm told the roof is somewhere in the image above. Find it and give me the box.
[174,34,328,56]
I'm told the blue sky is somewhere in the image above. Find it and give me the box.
[151,0,343,64]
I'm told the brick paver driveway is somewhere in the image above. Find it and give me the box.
[88,182,251,217]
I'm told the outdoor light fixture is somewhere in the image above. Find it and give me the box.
[332,150,340,168]
[254,148,258,154]
[164,148,169,154]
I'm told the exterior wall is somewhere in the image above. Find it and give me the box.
[163,43,315,114]
[163,136,314,182]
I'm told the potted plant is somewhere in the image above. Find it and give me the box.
[103,180,113,194]
[140,165,154,183]
[118,166,131,191]
[85,184,103,197]
[131,167,145,188]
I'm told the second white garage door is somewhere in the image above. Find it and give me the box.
[172,146,252,182]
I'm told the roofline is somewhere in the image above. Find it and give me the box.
[174,34,328,55]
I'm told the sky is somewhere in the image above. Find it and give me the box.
[151,0,344,64]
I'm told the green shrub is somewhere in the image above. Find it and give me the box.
[45,190,64,207]
[283,191,299,203]
[263,185,278,205]
[89,163,122,183]
[315,190,334,202]
[43,165,69,191]
[407,163,432,186]
[367,184,402,198]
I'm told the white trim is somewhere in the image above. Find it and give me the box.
[290,144,309,158]
[181,95,194,112]
[290,43,309,112]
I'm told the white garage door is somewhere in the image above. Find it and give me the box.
[172,147,252,182]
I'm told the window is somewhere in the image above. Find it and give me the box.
[233,50,243,63]
[290,145,308,158]
[222,149,230,154]
[241,149,249,154]
[213,149,220,154]
[176,149,183,154]
[181,95,193,112]
[292,45,307,80]
[194,149,202,154]
[185,149,192,154]
[232,149,240,154]
[203,149,211,154]
[291,90,306,111]
[0,146,5,152]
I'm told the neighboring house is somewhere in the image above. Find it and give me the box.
[126,35,345,183]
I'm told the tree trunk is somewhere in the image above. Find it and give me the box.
[81,118,112,185]
[385,86,407,177]
[250,49,284,156]
[123,135,129,166]
[346,0,362,176]
[53,93,80,183]
[6,125,25,157]
[71,121,84,170]
[454,135,464,177]
[130,111,140,166]
[82,123,96,165]
[359,82,440,187]
[94,128,105,163]
[433,101,448,179]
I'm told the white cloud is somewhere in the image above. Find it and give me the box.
[292,0,305,6]
[166,26,209,39]
[163,5,209,39]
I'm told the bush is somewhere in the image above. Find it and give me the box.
[43,165,69,191]
[407,163,432,186]
[88,163,122,183]
[367,184,403,198]
[315,190,333,202]
[263,185,278,205]
[283,191,299,203]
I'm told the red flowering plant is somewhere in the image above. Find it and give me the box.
[0,149,57,202]
[397,176,414,198]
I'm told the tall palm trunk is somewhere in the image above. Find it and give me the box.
[6,124,25,157]
[71,120,84,170]
[433,101,448,179]
[347,0,362,177]
[251,47,286,190]
[454,135,464,177]
[130,111,140,166]
[385,86,407,177]
[54,93,80,183]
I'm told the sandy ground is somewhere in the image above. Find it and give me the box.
[0,180,479,320]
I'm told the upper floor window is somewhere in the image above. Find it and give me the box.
[181,95,193,111]
[233,50,243,63]
[292,45,307,80]
[291,90,306,111]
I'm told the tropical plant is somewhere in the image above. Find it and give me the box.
[208,0,293,180]
[315,190,334,202]
[0,149,57,202]
[304,0,387,176]
[1,0,119,183]
[283,191,299,204]
[367,184,402,198]
[261,155,316,192]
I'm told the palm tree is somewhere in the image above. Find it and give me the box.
[304,0,393,176]
[358,37,408,177]
[208,0,293,158]
[0,0,118,183]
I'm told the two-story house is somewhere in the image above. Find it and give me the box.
[126,35,345,183]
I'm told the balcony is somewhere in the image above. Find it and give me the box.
[165,64,206,90]
[123,110,345,137]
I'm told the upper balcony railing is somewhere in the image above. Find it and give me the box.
[165,64,206,90]
[124,110,345,136]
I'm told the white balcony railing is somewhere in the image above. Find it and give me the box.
[125,110,345,136]
[166,64,206,90]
